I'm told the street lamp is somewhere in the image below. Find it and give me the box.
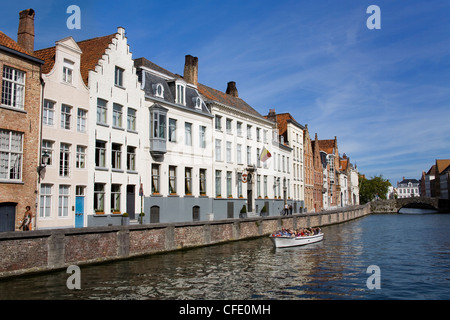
[37,151,50,174]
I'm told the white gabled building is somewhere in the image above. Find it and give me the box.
[86,27,145,225]
[35,37,90,229]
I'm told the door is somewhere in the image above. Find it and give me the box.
[0,203,16,232]
[127,185,136,219]
[227,202,234,219]
[75,186,85,228]
[150,206,160,223]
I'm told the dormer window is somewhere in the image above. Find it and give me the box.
[176,83,185,105]
[153,83,164,98]
[193,97,202,109]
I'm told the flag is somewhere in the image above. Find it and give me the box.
[260,147,272,162]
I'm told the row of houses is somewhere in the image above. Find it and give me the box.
[420,159,450,200]
[0,9,359,231]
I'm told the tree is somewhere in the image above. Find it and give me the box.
[359,174,391,204]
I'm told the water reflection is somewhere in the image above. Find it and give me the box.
[0,214,449,300]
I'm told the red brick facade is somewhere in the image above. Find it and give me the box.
[0,33,43,231]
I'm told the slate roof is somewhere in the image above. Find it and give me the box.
[134,57,210,116]
[35,33,116,86]
[198,83,267,121]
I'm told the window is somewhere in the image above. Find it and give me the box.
[282,155,285,172]
[169,166,177,194]
[226,118,232,134]
[63,60,73,84]
[76,145,86,169]
[215,170,222,197]
[237,122,242,136]
[194,97,202,109]
[127,108,136,131]
[264,175,268,198]
[237,173,242,197]
[42,140,54,166]
[127,146,136,171]
[257,175,261,198]
[247,125,252,139]
[152,109,166,139]
[199,169,206,195]
[256,148,261,167]
[185,122,192,146]
[152,164,160,194]
[168,118,177,142]
[77,109,87,132]
[199,125,206,148]
[227,171,232,198]
[215,115,222,131]
[59,143,70,177]
[154,83,164,98]
[112,103,123,128]
[115,66,124,87]
[97,98,108,125]
[176,83,185,105]
[2,66,25,109]
[95,140,106,168]
[256,128,261,142]
[94,183,105,211]
[40,184,52,218]
[215,139,222,161]
[263,130,268,143]
[111,184,121,212]
[226,141,232,162]
[247,146,252,166]
[237,144,242,164]
[111,143,122,169]
[58,185,70,217]
[61,104,72,129]
[43,100,55,125]
[185,167,192,195]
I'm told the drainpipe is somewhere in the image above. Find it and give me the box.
[35,75,45,231]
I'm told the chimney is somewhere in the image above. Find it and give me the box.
[184,55,198,86]
[17,8,35,52]
[266,109,276,122]
[226,81,238,97]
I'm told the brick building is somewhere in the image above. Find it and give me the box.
[0,9,43,231]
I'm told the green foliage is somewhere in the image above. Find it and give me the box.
[359,174,391,204]
[240,205,247,213]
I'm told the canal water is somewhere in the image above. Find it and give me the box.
[0,213,449,300]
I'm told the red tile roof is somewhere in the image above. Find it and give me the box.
[318,139,336,155]
[0,30,36,57]
[35,33,116,86]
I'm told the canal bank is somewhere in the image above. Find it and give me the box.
[0,204,370,279]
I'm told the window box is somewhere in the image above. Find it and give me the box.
[112,211,121,214]
[95,210,104,215]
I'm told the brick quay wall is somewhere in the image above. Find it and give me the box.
[0,204,370,278]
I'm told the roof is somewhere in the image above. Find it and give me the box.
[436,159,450,174]
[198,83,266,120]
[0,30,41,62]
[35,33,116,86]
[318,139,336,155]
[398,178,420,186]
[340,158,349,171]
[264,113,304,138]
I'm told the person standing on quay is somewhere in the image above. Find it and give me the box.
[19,206,32,231]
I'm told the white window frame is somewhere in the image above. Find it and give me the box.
[58,185,70,217]
[40,184,52,218]
[0,130,23,181]
[1,66,25,110]
[43,100,55,126]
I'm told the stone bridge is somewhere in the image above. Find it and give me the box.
[370,197,441,213]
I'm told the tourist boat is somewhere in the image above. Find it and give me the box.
[269,232,324,248]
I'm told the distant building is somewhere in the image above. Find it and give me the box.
[397,178,420,198]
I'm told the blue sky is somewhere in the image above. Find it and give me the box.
[2,0,450,185]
